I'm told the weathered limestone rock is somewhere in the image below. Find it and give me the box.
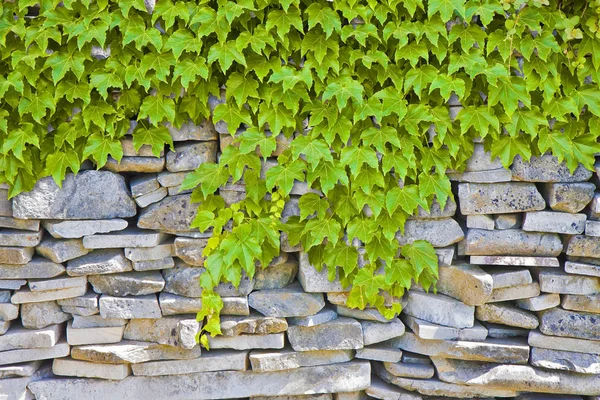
[516,293,561,311]
[366,377,422,400]
[488,267,532,289]
[173,237,207,266]
[360,318,405,346]
[0,319,9,334]
[511,154,592,182]
[298,252,347,292]
[335,305,394,322]
[470,255,560,267]
[67,320,125,345]
[447,168,513,183]
[0,246,34,264]
[287,318,364,351]
[71,340,202,363]
[132,349,247,376]
[544,182,596,213]
[13,171,136,219]
[0,299,19,320]
[412,197,457,219]
[133,257,175,271]
[53,357,131,380]
[220,314,287,336]
[0,229,42,247]
[403,291,474,328]
[124,316,199,349]
[401,315,488,341]
[208,333,285,350]
[0,188,11,216]
[0,216,40,231]
[436,246,455,266]
[397,218,464,247]
[586,220,600,236]
[436,264,493,305]
[464,229,562,256]
[61,305,98,316]
[157,171,187,187]
[528,329,600,355]
[0,279,26,290]
[21,301,71,329]
[250,348,354,372]
[562,294,600,313]
[89,271,165,296]
[466,214,495,230]
[67,249,132,276]
[476,303,539,329]
[71,315,127,329]
[0,339,70,366]
[522,211,586,234]
[43,219,129,239]
[566,235,600,258]
[488,282,541,302]
[565,260,600,277]
[392,332,530,364]
[465,144,504,171]
[11,285,87,304]
[83,229,166,249]
[137,194,198,233]
[355,343,403,363]
[103,156,165,173]
[288,307,338,327]
[159,292,250,316]
[166,142,218,172]
[539,270,600,295]
[458,183,546,215]
[0,324,61,351]
[0,257,65,279]
[383,361,435,379]
[28,276,87,292]
[540,308,600,340]
[29,361,371,400]
[254,260,298,290]
[161,263,203,297]
[130,174,159,197]
[494,213,522,230]
[166,120,218,141]
[125,241,174,261]
[248,283,325,317]
[0,360,42,379]
[36,238,89,263]
[57,292,99,308]
[99,294,162,319]
[431,357,600,395]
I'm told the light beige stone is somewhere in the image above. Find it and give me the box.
[355,344,403,363]
[360,318,405,346]
[166,142,217,172]
[298,252,347,292]
[28,276,87,292]
[566,235,600,258]
[99,294,162,319]
[0,246,34,264]
[488,282,541,302]
[0,216,39,231]
[250,348,353,372]
[21,301,71,329]
[397,218,464,247]
[36,237,89,263]
[465,229,562,256]
[470,255,560,267]
[383,361,435,379]
[220,314,287,337]
[544,182,596,213]
[539,270,600,295]
[562,294,600,313]
[248,283,324,317]
[11,285,87,304]
[458,182,545,215]
[0,324,61,351]
[0,229,42,247]
[466,214,494,230]
[287,318,364,351]
[401,315,487,341]
[511,154,592,182]
[436,264,492,305]
[0,339,70,366]
[125,241,174,261]
[522,211,586,234]
[67,249,132,276]
[53,357,131,380]
[516,293,561,311]
[67,320,125,345]
[173,237,208,266]
[89,271,165,296]
[44,219,129,239]
[366,376,422,400]
[476,303,539,329]
[124,316,200,349]
[565,260,600,277]
[72,340,202,364]
[83,228,166,249]
[208,333,285,350]
[494,213,522,230]
[529,329,600,355]
[403,291,474,329]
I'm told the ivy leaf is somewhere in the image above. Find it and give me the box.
[491,135,532,167]
[340,145,379,177]
[258,104,295,136]
[430,75,466,100]
[307,160,349,195]
[488,77,531,116]
[352,267,387,301]
[181,163,230,197]
[213,103,253,134]
[221,225,261,276]
[305,3,341,38]
[291,135,333,167]
[572,87,600,117]
[303,217,341,251]
[458,106,500,137]
[44,50,86,84]
[140,51,176,83]
[418,172,451,209]
[83,133,123,168]
[404,66,438,99]
[56,80,91,105]
[44,149,80,187]
[354,188,385,217]
[362,126,401,153]
[18,93,56,123]
[269,66,313,92]
[153,0,190,30]
[301,31,338,64]
[164,29,202,60]
[208,41,247,73]
[265,159,305,195]
[238,127,277,159]
[123,22,162,51]
[89,71,122,99]
[173,59,209,89]
[401,240,438,279]
[2,125,40,161]
[386,185,427,215]
[322,76,364,110]
[465,0,503,25]
[139,96,176,124]
[298,193,329,221]
[428,0,465,22]
[226,72,259,107]
[265,8,304,40]
[132,124,173,157]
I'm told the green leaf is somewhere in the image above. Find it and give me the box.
[488,77,531,117]
[265,159,305,195]
[491,135,532,167]
[238,127,277,159]
[2,125,40,161]
[153,0,189,30]
[213,103,253,135]
[401,240,438,278]
[173,59,209,89]
[132,124,173,157]
[89,71,122,99]
[305,3,341,38]
[418,172,451,209]
[303,217,341,251]
[291,135,333,167]
[138,96,176,124]
[307,160,349,195]
[44,50,86,84]
[386,185,427,215]
[226,72,259,107]
[44,149,80,187]
[18,92,56,123]
[430,75,466,100]
[221,225,261,274]
[164,29,202,60]
[83,133,123,167]
[458,106,500,137]
[428,0,465,21]
[181,163,230,197]
[207,40,247,73]
[298,193,328,221]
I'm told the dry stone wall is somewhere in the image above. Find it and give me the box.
[1,126,600,399]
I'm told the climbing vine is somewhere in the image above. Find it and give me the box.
[2,0,600,346]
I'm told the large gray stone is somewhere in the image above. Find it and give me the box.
[464,229,562,256]
[166,142,218,172]
[0,258,65,279]
[458,183,546,215]
[89,271,165,296]
[539,270,600,295]
[161,263,205,297]
[436,264,493,305]
[465,143,503,171]
[254,259,298,290]
[29,361,371,400]
[173,237,207,266]
[124,316,200,349]
[0,229,42,247]
[130,174,159,197]
[36,237,89,263]
[0,339,70,366]
[21,301,71,329]
[71,340,202,364]
[360,318,405,346]
[403,291,474,329]
[511,154,592,182]
[137,194,198,233]
[43,219,128,239]
[476,303,539,329]
[11,285,87,304]
[0,246,34,264]
[540,308,600,340]
[83,229,166,249]
[0,279,26,290]
[28,275,87,292]
[392,332,530,364]
[298,252,347,293]
[397,218,464,247]
[99,294,162,319]
[522,211,586,234]
[531,346,600,374]
[562,294,600,313]
[287,318,364,351]
[13,171,136,219]
[207,333,285,350]
[132,349,247,376]
[0,324,61,352]
[250,348,353,372]
[67,249,132,276]
[249,283,325,317]
[412,197,457,219]
[544,182,596,213]
[57,291,99,308]
[528,329,600,355]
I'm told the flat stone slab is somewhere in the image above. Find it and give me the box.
[0,324,61,352]
[540,308,600,340]
[207,333,285,350]
[99,294,162,319]
[537,346,600,377]
[516,293,561,311]
[287,318,364,351]
[11,285,87,304]
[466,214,495,230]
[137,194,198,233]
[0,246,34,264]
[403,291,474,329]
[130,174,159,197]
[220,314,287,337]
[67,249,132,276]
[250,348,353,372]
[36,237,89,263]
[366,376,422,400]
[483,322,529,339]
[28,276,87,292]
[71,340,202,363]
[103,156,165,173]
[522,211,586,234]
[0,216,40,231]
[511,154,592,182]
[89,271,165,296]
[488,267,532,289]
[0,360,42,379]
[458,182,546,215]
[67,320,125,345]
[158,293,249,316]
[562,294,600,313]
[131,349,247,376]
[529,329,600,355]
[288,307,337,327]
[249,283,325,317]
[0,339,70,366]
[0,279,26,290]
[476,303,539,329]
[124,316,200,349]
[361,318,405,346]
[488,282,541,302]
[470,255,560,267]
[57,291,99,308]
[29,360,371,400]
[53,357,131,380]
[133,257,174,271]
[464,229,562,256]
[401,315,488,341]
[13,171,136,219]
[383,361,435,379]
[334,304,394,322]
[431,357,600,396]
[539,270,600,295]
[436,264,492,306]
[126,242,174,262]
[544,182,596,213]
[21,301,70,329]
[44,219,128,239]
[172,237,207,266]
[355,343,403,363]
[83,229,166,249]
[166,119,218,142]
[135,187,167,208]
[0,229,42,247]
[254,259,298,290]
[71,315,127,329]
[566,235,600,258]
[298,252,347,293]
[391,332,530,364]
[166,142,217,172]
[397,218,464,247]
[586,220,600,236]
[565,260,600,277]
[0,300,19,321]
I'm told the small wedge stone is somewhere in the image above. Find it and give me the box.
[494,213,522,230]
[436,264,493,306]
[135,187,168,208]
[89,271,165,296]
[36,237,89,263]
[130,174,159,197]
[21,301,70,329]
[0,216,39,231]
[360,318,405,346]
[125,242,174,262]
[173,237,208,266]
[0,257,65,279]
[565,260,600,277]
[334,305,394,322]
[488,282,541,302]
[383,361,435,379]
[250,348,353,372]
[539,308,600,340]
[0,339,70,366]
[516,293,561,311]
[483,322,529,338]
[476,303,539,329]
[43,219,129,239]
[57,292,99,308]
[0,247,34,264]
[220,314,287,337]
[562,294,600,313]
[466,214,494,230]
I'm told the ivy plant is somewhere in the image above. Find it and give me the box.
[2,0,600,346]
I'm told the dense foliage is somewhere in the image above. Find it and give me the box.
[2,0,600,345]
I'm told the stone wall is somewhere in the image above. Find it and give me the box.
[1,127,600,399]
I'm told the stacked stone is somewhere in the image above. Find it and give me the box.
[2,130,600,399]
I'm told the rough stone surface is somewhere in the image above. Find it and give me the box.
[288,307,338,327]
[173,237,207,266]
[44,219,129,239]
[494,213,522,230]
[436,264,493,306]
[561,294,600,313]
[488,282,541,302]
[36,238,89,263]
[397,218,464,247]
[0,216,40,231]
[539,308,600,340]
[83,229,165,249]
[249,283,325,317]
[0,246,34,264]
[220,314,288,336]
[360,318,405,346]
[402,315,488,341]
[125,242,174,261]
[516,293,561,311]
[511,154,592,182]
[403,291,474,329]
[133,257,175,271]
[528,329,600,355]
[67,321,125,345]
[470,255,560,267]
[11,285,87,304]
[383,361,435,379]
[531,347,600,374]
[298,252,347,293]
[565,260,600,277]
[355,344,403,363]
[166,142,218,172]
[71,340,202,363]
[53,357,131,380]
[253,260,298,290]
[123,316,200,349]
[207,333,285,350]
[131,349,247,376]
[539,270,600,295]
[13,171,136,219]
[476,303,539,329]
[71,315,127,329]
[28,276,87,292]
[250,348,353,372]
[0,324,61,352]
[287,318,364,351]
[464,229,562,256]
[522,211,586,234]
[166,120,218,142]
[488,267,532,288]
[544,182,596,213]
[99,294,162,319]
[21,301,71,329]
[0,229,42,247]
[89,271,166,296]
[137,194,198,233]
[466,214,494,230]
[458,183,546,215]
[104,156,165,173]
[67,250,132,276]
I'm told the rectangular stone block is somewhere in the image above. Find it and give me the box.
[67,249,133,276]
[67,320,125,345]
[516,293,560,311]
[72,315,127,329]
[539,270,600,295]
[207,333,285,350]
[466,214,495,230]
[28,276,87,292]
[458,182,546,215]
[11,284,87,304]
[483,322,529,339]
[99,294,162,319]
[298,252,347,293]
[488,267,532,289]
[464,229,562,256]
[0,339,70,366]
[0,229,42,247]
[531,347,600,374]
[250,348,353,372]
[522,211,586,234]
[436,264,493,306]
[540,308,600,340]
[562,294,600,313]
[566,235,600,258]
[401,315,488,342]
[366,376,422,400]
[0,279,26,290]
[125,242,174,261]
[53,357,131,380]
[355,343,403,363]
[488,282,541,302]
[383,361,435,379]
[403,291,474,329]
[565,260,600,277]
[0,324,61,352]
[132,350,248,376]
[124,316,200,349]
[71,340,202,364]
[0,216,39,231]
[44,219,129,239]
[57,291,99,308]
[0,246,34,264]
[36,237,89,263]
[476,303,539,329]
[287,318,364,351]
[83,228,166,249]
[360,318,405,346]
[135,187,168,207]
[470,255,560,267]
